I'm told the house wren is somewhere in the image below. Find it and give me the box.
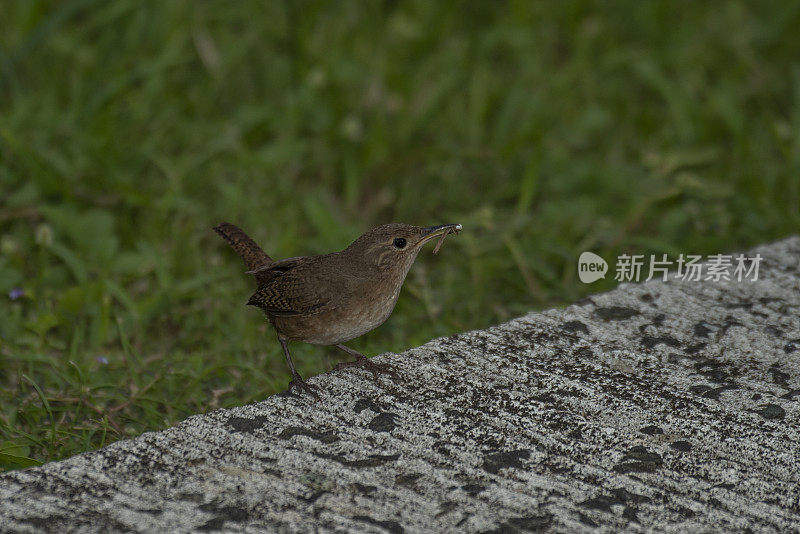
[213,222,461,397]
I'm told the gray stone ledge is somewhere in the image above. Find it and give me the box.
[2,237,800,533]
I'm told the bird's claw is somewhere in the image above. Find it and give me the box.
[335,357,399,379]
[288,375,321,400]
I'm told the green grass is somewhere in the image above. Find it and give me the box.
[1,0,799,471]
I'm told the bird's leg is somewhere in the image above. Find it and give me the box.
[279,336,320,399]
[333,344,399,378]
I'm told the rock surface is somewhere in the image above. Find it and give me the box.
[2,237,800,533]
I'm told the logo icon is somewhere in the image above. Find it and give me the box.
[578,251,608,283]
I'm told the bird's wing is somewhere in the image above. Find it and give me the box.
[241,255,312,286]
[246,257,333,316]
[246,256,308,274]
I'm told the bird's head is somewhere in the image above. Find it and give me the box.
[344,223,461,276]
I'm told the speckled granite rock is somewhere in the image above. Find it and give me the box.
[2,237,799,533]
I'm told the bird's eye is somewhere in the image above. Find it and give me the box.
[393,237,407,249]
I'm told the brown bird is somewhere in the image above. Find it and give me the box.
[213,222,461,396]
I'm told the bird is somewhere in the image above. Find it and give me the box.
[213,222,461,397]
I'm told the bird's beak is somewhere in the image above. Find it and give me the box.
[418,223,462,246]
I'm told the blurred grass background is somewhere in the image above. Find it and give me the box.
[1,0,799,470]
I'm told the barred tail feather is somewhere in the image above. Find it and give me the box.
[213,222,273,273]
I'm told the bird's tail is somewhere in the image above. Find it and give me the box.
[213,223,273,274]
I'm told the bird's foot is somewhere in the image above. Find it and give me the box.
[288,373,321,400]
[335,355,399,379]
